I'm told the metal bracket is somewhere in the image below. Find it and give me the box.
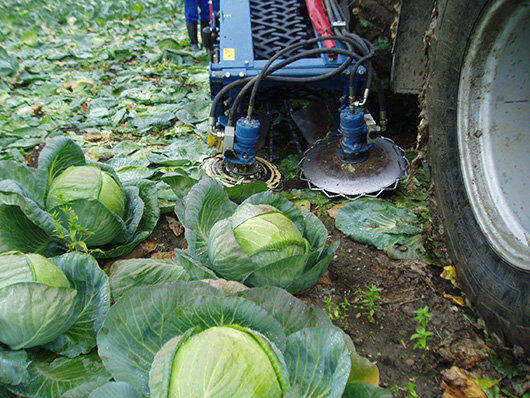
[223,126,235,151]
[364,112,381,144]
[331,20,346,27]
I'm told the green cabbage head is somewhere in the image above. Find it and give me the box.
[176,179,339,293]
[0,252,70,289]
[0,137,160,258]
[164,326,286,397]
[46,165,126,246]
[0,252,77,349]
[232,204,310,261]
[47,165,126,219]
[98,281,386,397]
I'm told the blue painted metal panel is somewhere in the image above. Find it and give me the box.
[209,0,361,118]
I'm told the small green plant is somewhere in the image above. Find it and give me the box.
[410,306,434,356]
[391,381,418,397]
[50,199,102,256]
[354,284,383,322]
[323,291,352,320]
[405,382,418,398]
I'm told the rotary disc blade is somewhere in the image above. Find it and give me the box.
[202,154,282,190]
[301,135,407,198]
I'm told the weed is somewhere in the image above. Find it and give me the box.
[405,382,418,398]
[354,284,383,322]
[50,196,103,256]
[410,306,434,356]
[391,382,418,398]
[323,291,352,321]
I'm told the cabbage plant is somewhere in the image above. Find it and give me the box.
[0,251,111,396]
[98,280,389,397]
[0,251,109,355]
[176,178,338,293]
[0,137,159,258]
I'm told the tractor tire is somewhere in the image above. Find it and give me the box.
[425,0,529,352]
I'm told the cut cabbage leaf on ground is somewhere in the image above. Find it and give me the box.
[97,280,389,397]
[335,199,428,261]
[0,137,159,258]
[174,178,339,293]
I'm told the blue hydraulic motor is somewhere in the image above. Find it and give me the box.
[338,107,374,163]
[224,117,261,165]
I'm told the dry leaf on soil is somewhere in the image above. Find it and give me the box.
[441,366,486,398]
[326,202,348,219]
[441,265,458,287]
[150,251,176,259]
[443,294,465,306]
[119,239,157,259]
[167,215,184,237]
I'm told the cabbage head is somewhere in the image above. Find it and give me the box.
[0,137,159,258]
[98,280,387,397]
[163,326,286,397]
[0,252,109,353]
[232,204,310,261]
[175,178,338,293]
[46,165,126,246]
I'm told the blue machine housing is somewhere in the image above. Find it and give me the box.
[209,0,363,122]
[338,107,374,163]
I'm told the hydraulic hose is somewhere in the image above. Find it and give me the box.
[229,46,364,125]
[326,0,386,120]
[210,35,362,128]
[229,35,371,125]
[245,35,366,121]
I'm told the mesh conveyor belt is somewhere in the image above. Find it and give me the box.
[250,0,316,60]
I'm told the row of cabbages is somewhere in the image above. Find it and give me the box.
[0,138,390,397]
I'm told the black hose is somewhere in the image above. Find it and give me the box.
[245,35,366,121]
[210,35,363,124]
[330,0,387,119]
[229,46,366,125]
[209,77,253,122]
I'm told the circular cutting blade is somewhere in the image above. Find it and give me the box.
[202,154,282,190]
[301,135,407,198]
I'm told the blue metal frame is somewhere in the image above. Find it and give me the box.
[209,0,359,121]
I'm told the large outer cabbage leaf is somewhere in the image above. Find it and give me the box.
[284,327,351,398]
[335,199,427,261]
[4,351,111,398]
[0,137,160,258]
[0,346,30,386]
[44,253,111,358]
[108,258,191,302]
[98,281,380,397]
[88,382,141,398]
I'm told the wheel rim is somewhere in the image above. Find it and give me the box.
[458,0,530,269]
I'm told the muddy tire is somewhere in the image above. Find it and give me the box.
[425,0,529,352]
